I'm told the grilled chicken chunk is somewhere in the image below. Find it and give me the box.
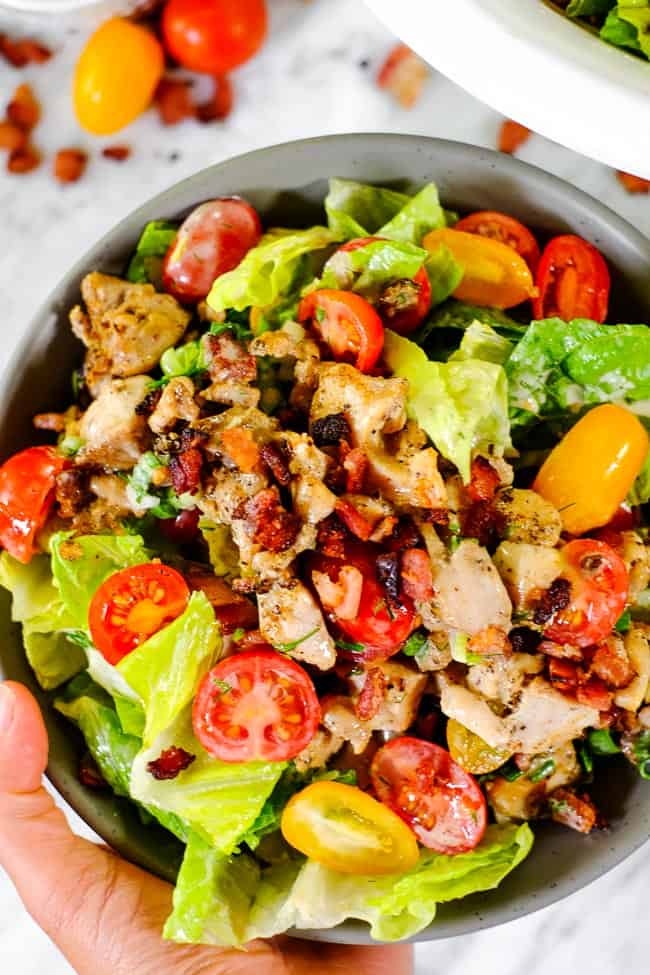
[77,375,150,470]
[433,539,512,635]
[148,376,199,434]
[493,541,564,610]
[257,580,336,670]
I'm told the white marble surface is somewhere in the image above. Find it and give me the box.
[0,1,649,972]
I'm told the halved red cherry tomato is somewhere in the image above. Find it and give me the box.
[338,236,431,335]
[309,543,416,660]
[543,539,628,649]
[371,737,487,854]
[192,648,320,762]
[163,198,262,303]
[533,235,610,322]
[455,211,540,273]
[162,0,267,75]
[0,446,66,563]
[298,289,384,373]
[89,563,190,665]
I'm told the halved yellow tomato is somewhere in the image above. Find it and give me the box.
[280,781,419,875]
[446,718,511,775]
[533,404,648,536]
[423,227,536,309]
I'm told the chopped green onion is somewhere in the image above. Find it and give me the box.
[577,741,593,776]
[402,630,428,658]
[335,638,365,653]
[615,609,632,633]
[528,758,555,783]
[587,728,621,756]
[212,678,232,694]
[274,627,319,653]
[499,759,524,782]
[59,435,84,457]
[232,628,245,643]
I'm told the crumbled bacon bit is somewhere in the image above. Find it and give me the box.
[33,411,66,432]
[54,148,88,184]
[355,667,387,721]
[400,548,434,602]
[369,515,398,544]
[460,500,499,547]
[378,278,422,321]
[385,517,423,552]
[311,412,351,448]
[590,636,634,689]
[375,552,401,607]
[235,486,300,553]
[146,746,196,781]
[335,497,374,541]
[206,333,257,383]
[259,442,291,486]
[532,577,571,625]
[79,753,106,789]
[498,119,531,155]
[316,514,348,559]
[538,638,582,661]
[221,428,260,473]
[55,470,91,519]
[0,121,25,152]
[575,677,613,712]
[0,34,52,68]
[377,43,429,109]
[467,456,500,503]
[197,74,234,122]
[135,388,163,417]
[547,657,582,693]
[183,564,258,633]
[7,144,40,174]
[7,83,40,131]
[102,144,131,162]
[467,625,512,657]
[154,77,196,126]
[509,627,543,655]
[548,788,597,834]
[169,447,203,495]
[616,171,650,194]
[342,446,368,493]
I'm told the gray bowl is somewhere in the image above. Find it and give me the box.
[1,134,649,944]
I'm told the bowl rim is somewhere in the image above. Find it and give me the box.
[3,133,650,945]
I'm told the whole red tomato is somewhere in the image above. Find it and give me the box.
[162,0,268,75]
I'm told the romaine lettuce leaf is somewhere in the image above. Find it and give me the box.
[126,220,178,286]
[450,321,514,366]
[383,329,511,481]
[199,521,240,579]
[423,245,464,308]
[618,6,650,57]
[567,0,615,16]
[207,227,339,313]
[378,183,446,244]
[118,591,220,747]
[50,533,150,630]
[324,178,446,245]
[600,5,644,53]
[505,318,650,429]
[316,238,428,296]
[130,705,286,853]
[164,834,260,945]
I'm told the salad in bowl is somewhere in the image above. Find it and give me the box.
[0,174,649,945]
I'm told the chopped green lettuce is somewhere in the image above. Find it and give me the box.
[207,227,339,314]
[130,705,285,853]
[118,591,220,748]
[159,340,207,379]
[600,6,645,55]
[316,238,427,296]
[617,6,650,57]
[126,220,178,285]
[378,182,446,244]
[383,329,511,481]
[199,521,240,578]
[450,320,514,366]
[567,0,615,16]
[324,178,446,245]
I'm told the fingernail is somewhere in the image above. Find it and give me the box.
[0,684,15,734]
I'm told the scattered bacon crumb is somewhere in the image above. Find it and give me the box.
[377,43,429,109]
[467,625,512,657]
[169,447,203,494]
[575,677,613,712]
[467,456,500,503]
[102,144,131,162]
[590,636,634,689]
[335,497,374,541]
[498,119,531,155]
[400,548,434,602]
[616,171,650,194]
[547,657,582,693]
[33,411,66,432]
[146,746,196,781]
[0,121,25,152]
[7,83,40,131]
[259,442,291,486]
[235,486,300,553]
[54,148,88,184]
[154,77,196,126]
[355,667,387,721]
[342,446,368,493]
[0,34,52,68]
[197,75,234,122]
[316,514,347,559]
[548,789,597,834]
[7,145,40,174]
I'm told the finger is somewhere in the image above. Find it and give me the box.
[279,939,414,975]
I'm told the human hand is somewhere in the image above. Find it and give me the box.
[0,681,413,975]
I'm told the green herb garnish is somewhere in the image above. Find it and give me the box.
[402,630,428,658]
[615,609,632,634]
[587,728,621,756]
[335,638,365,653]
[528,758,555,783]
[274,627,319,653]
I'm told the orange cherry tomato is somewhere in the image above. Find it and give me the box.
[455,211,541,273]
[533,404,649,535]
[281,781,419,875]
[0,446,66,563]
[542,539,628,649]
[298,289,384,373]
[74,18,164,135]
[533,235,610,323]
[423,227,536,309]
[89,563,189,665]
[162,0,267,75]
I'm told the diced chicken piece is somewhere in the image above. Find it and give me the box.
[493,488,562,547]
[70,273,190,393]
[440,684,512,752]
[77,376,150,470]
[466,653,544,707]
[321,696,374,754]
[543,741,581,794]
[433,539,512,635]
[280,430,330,481]
[195,406,279,461]
[506,678,599,754]
[201,381,261,409]
[348,659,428,733]
[486,775,546,823]
[292,476,337,525]
[89,473,146,515]
[294,727,345,773]
[200,468,268,525]
[615,625,650,712]
[621,531,650,602]
[250,326,321,410]
[257,580,336,670]
[493,541,564,610]
[414,631,452,672]
[148,376,199,434]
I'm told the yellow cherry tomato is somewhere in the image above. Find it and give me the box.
[446,718,511,775]
[74,18,164,135]
[281,781,419,875]
[533,404,649,536]
[423,227,536,309]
